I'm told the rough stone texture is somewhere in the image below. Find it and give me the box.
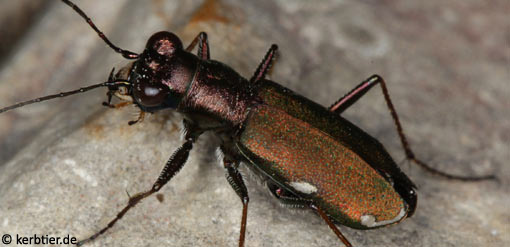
[0,0,508,246]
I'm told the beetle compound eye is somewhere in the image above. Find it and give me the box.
[133,80,169,107]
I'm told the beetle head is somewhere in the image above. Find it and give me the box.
[0,31,198,116]
[106,31,198,113]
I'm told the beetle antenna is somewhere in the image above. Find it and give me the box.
[0,81,123,114]
[60,0,139,59]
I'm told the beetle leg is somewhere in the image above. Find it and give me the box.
[185,32,210,60]
[329,74,495,181]
[76,125,202,246]
[128,110,145,126]
[266,182,352,247]
[220,148,249,247]
[311,204,353,247]
[266,181,309,208]
[250,44,278,84]
[328,75,379,114]
[102,101,131,109]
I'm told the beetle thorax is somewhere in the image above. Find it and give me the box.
[179,60,256,127]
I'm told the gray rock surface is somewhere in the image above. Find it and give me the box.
[0,0,508,246]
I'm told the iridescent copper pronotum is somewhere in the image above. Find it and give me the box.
[0,1,495,246]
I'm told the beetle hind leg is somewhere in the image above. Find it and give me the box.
[266,182,353,247]
[329,74,496,181]
[311,204,353,247]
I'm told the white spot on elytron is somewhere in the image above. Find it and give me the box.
[289,181,317,194]
[361,208,406,228]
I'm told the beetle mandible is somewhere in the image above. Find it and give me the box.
[0,1,495,246]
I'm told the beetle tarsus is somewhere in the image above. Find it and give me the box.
[410,157,497,181]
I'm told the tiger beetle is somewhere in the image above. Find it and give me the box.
[0,1,496,246]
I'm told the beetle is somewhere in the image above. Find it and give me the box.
[0,1,495,246]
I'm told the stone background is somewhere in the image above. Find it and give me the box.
[0,0,508,246]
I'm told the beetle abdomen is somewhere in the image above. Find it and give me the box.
[236,80,415,229]
[238,104,407,229]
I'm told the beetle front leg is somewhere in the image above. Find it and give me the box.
[128,110,145,125]
[329,75,495,181]
[185,32,210,60]
[76,129,201,246]
[221,151,249,247]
